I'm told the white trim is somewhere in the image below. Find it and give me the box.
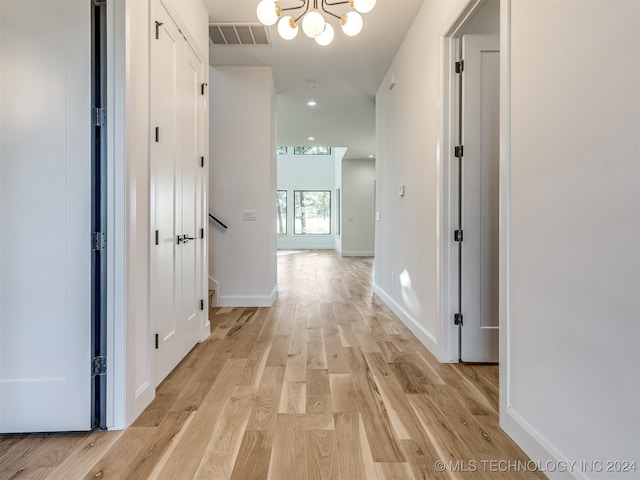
[372,283,441,359]
[503,408,578,480]
[438,0,486,364]
[340,251,374,257]
[498,0,512,429]
[276,244,335,250]
[106,0,126,431]
[217,285,278,307]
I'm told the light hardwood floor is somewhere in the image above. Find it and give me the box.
[0,251,544,480]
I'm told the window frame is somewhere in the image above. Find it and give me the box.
[293,190,332,235]
[276,190,287,235]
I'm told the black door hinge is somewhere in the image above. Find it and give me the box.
[454,230,463,242]
[200,299,204,311]
[91,232,106,252]
[201,83,208,95]
[91,107,106,127]
[155,334,159,349]
[155,21,163,40]
[454,313,464,326]
[454,145,464,158]
[155,230,159,245]
[455,60,464,74]
[155,127,159,142]
[92,356,107,376]
[200,227,204,239]
[200,156,205,168]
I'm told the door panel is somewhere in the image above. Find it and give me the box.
[460,34,500,362]
[151,5,182,383]
[151,2,204,384]
[180,42,202,349]
[0,0,92,432]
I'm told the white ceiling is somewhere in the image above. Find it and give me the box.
[203,0,424,160]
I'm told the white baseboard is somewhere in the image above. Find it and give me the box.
[341,251,374,257]
[208,276,219,306]
[277,243,335,250]
[501,407,580,480]
[372,282,440,359]
[217,284,278,307]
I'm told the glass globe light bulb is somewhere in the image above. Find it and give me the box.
[302,9,325,38]
[278,16,299,40]
[315,23,334,46]
[340,11,363,36]
[353,0,376,14]
[256,0,279,26]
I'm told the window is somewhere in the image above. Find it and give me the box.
[293,146,331,155]
[277,146,287,155]
[294,190,331,235]
[277,190,287,235]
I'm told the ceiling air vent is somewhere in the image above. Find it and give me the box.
[209,24,271,46]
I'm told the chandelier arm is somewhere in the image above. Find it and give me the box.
[321,3,342,20]
[280,0,306,12]
[280,0,307,13]
[323,0,351,6]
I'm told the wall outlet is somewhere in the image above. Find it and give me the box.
[376,211,381,221]
[391,272,396,284]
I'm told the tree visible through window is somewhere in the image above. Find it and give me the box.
[294,190,331,235]
[277,190,287,235]
[293,146,331,155]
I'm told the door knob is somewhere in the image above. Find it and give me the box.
[177,234,194,244]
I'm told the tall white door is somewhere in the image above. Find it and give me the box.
[179,41,204,352]
[460,34,500,362]
[0,1,92,432]
[151,2,204,384]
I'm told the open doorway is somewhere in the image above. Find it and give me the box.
[441,0,500,363]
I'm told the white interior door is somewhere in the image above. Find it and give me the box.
[151,2,204,384]
[0,0,92,432]
[179,41,204,351]
[460,34,500,362]
[151,4,182,383]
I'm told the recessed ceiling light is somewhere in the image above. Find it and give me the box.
[308,136,315,140]
[307,101,317,106]
[368,154,374,158]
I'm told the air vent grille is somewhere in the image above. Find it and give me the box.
[209,24,271,46]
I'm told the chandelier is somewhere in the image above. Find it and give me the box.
[256,0,376,46]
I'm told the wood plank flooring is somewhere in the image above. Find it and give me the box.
[0,250,545,479]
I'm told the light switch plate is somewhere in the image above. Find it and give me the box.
[243,209,257,221]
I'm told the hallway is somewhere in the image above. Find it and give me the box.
[0,251,542,479]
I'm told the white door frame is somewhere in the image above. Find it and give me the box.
[438,0,489,363]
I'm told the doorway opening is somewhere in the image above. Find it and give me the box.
[91,0,108,431]
[441,0,500,363]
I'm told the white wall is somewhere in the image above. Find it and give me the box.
[209,66,277,307]
[277,147,336,250]
[341,158,375,256]
[501,0,640,477]
[376,0,640,477]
